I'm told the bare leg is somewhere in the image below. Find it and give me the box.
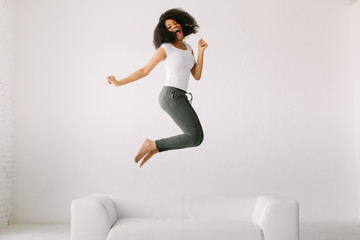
[135,139,158,165]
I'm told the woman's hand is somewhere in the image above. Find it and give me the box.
[107,75,118,86]
[198,38,208,53]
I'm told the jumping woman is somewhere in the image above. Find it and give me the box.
[107,8,208,167]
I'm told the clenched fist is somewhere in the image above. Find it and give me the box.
[107,75,118,86]
[198,38,208,53]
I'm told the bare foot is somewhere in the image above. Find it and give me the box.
[135,139,157,163]
[139,149,159,167]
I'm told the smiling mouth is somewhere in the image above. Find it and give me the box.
[175,30,181,36]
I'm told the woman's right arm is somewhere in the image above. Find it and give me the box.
[107,47,166,87]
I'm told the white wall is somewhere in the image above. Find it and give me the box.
[0,0,15,228]
[13,0,358,223]
[349,0,360,220]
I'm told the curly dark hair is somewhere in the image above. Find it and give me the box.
[153,8,199,49]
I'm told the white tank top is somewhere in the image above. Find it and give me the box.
[160,42,195,91]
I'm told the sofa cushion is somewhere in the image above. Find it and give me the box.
[107,218,263,240]
[109,194,183,218]
[184,194,257,220]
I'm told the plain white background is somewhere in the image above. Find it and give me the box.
[12,0,359,223]
[350,0,360,221]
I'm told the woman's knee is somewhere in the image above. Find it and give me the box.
[189,129,204,147]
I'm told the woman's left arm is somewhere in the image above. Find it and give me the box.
[191,38,208,80]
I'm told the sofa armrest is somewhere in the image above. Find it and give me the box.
[71,194,118,240]
[251,195,299,240]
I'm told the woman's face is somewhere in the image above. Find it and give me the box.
[165,19,183,40]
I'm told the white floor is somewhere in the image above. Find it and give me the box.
[0,222,359,240]
[301,222,360,240]
[0,224,70,240]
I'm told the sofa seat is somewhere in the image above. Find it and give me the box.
[71,194,299,240]
[107,218,263,240]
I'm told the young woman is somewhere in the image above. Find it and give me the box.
[107,8,208,167]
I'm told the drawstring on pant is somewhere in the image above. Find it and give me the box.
[186,92,193,104]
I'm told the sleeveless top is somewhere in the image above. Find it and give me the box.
[160,42,195,91]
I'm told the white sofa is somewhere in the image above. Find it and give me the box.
[71,194,299,240]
